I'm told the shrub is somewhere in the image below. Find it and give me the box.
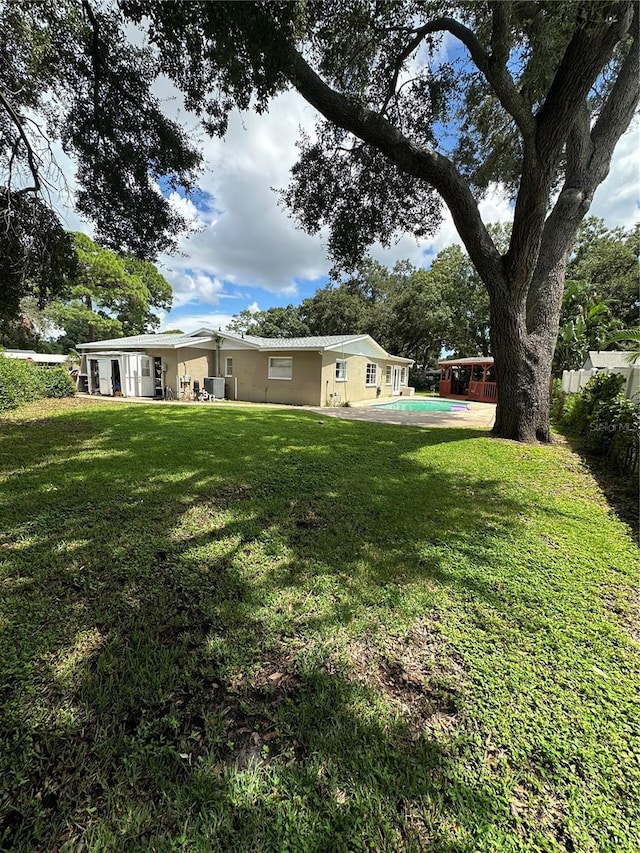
[557,372,638,474]
[40,367,76,398]
[549,379,565,424]
[0,358,75,412]
[0,356,45,412]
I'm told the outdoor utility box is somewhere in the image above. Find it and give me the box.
[204,377,225,398]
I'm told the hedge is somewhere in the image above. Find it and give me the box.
[0,356,76,412]
[551,373,639,475]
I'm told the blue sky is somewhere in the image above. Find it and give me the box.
[57,37,640,334]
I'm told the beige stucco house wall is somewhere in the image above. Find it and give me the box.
[221,348,323,405]
[144,347,213,398]
[320,353,409,405]
[77,331,413,405]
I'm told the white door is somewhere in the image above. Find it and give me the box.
[392,367,402,394]
[140,356,155,397]
[97,359,112,396]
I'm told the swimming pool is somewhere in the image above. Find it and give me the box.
[373,398,469,413]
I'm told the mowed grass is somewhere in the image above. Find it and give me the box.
[0,398,638,853]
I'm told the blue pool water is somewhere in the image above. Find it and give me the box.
[374,399,469,413]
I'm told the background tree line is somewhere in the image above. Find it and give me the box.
[229,218,639,384]
[2,216,635,382]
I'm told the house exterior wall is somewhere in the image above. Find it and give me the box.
[145,347,213,397]
[222,348,323,405]
[320,353,407,405]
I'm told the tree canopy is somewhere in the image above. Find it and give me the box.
[46,234,173,350]
[0,0,201,321]
[2,1,637,440]
[121,0,639,441]
[0,233,174,351]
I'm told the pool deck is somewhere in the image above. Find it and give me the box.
[311,398,496,430]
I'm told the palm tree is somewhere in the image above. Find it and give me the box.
[605,328,640,364]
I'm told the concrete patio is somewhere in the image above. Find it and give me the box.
[313,399,496,429]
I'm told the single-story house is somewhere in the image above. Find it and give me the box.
[562,350,639,399]
[76,330,414,406]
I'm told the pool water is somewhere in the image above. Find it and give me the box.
[374,398,469,413]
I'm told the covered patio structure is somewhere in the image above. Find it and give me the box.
[439,356,497,402]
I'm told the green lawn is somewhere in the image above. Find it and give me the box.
[1,398,638,852]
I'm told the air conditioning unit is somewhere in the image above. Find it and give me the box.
[204,377,225,398]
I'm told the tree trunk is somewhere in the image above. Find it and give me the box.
[490,262,565,443]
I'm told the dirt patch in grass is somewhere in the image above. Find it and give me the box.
[345,617,468,737]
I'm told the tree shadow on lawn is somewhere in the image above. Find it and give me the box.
[557,432,639,539]
[0,404,591,850]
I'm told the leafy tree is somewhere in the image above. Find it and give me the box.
[427,246,491,358]
[567,218,639,328]
[0,0,201,322]
[0,193,77,320]
[122,0,639,441]
[300,258,450,369]
[47,233,173,349]
[553,279,622,373]
[227,305,310,338]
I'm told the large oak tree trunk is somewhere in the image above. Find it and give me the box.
[490,260,566,443]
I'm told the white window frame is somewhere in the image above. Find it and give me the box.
[225,357,233,377]
[365,363,377,386]
[335,359,347,381]
[400,367,407,385]
[268,356,293,380]
[385,365,392,385]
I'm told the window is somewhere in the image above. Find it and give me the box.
[365,363,377,386]
[141,360,151,377]
[385,365,392,385]
[400,367,407,385]
[225,357,233,376]
[335,359,347,381]
[269,356,292,380]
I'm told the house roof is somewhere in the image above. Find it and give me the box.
[78,333,213,350]
[3,349,69,364]
[78,329,413,363]
[193,329,414,362]
[586,350,634,369]
[234,332,367,350]
[438,356,494,365]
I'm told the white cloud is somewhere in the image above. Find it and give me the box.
[162,269,225,308]
[590,122,640,228]
[160,311,236,334]
[153,86,330,297]
[247,301,260,314]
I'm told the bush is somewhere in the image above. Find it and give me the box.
[0,357,76,412]
[556,372,638,474]
[40,367,76,398]
[549,378,565,423]
[0,356,45,412]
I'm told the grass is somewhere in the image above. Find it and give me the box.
[0,397,638,852]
